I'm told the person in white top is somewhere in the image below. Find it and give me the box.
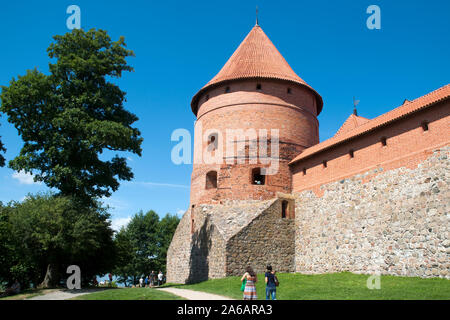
[139,277,144,288]
[157,271,163,286]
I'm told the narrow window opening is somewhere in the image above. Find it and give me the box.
[225,86,230,93]
[287,88,292,94]
[323,160,327,168]
[206,171,218,189]
[349,150,354,158]
[205,94,209,101]
[252,168,265,185]
[207,133,218,151]
[421,121,429,131]
[303,168,306,175]
[281,200,288,219]
[256,83,262,90]
[381,137,387,147]
[191,205,195,234]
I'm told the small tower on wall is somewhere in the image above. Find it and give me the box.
[189,23,323,206]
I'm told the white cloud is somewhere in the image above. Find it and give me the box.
[176,208,186,217]
[12,170,40,185]
[110,216,132,232]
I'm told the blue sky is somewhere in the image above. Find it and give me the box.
[0,1,449,230]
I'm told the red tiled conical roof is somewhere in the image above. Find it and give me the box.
[191,25,323,115]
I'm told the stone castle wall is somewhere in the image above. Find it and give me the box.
[166,210,192,283]
[226,199,295,276]
[166,206,227,284]
[189,211,227,283]
[166,199,296,283]
[294,147,450,279]
[168,144,449,283]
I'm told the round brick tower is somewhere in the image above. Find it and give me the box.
[190,24,323,206]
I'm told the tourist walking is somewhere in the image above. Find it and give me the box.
[241,266,258,300]
[158,271,164,286]
[265,265,277,300]
[139,276,144,288]
[149,271,154,287]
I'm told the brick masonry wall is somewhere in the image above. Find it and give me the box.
[191,79,319,205]
[294,147,450,279]
[291,100,450,194]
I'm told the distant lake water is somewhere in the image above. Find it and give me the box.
[96,275,126,287]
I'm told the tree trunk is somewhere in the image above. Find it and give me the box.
[39,264,58,288]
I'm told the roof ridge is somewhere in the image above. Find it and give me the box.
[334,113,371,137]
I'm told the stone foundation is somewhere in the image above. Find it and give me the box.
[294,147,449,279]
[167,199,295,283]
[226,199,295,275]
[167,147,449,283]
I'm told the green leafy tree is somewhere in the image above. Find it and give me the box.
[113,211,180,286]
[127,210,160,280]
[0,29,142,202]
[156,213,181,271]
[0,118,5,167]
[112,227,134,287]
[0,194,116,288]
[0,202,14,284]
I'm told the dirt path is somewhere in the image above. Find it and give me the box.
[14,287,234,300]
[157,287,235,300]
[29,289,105,300]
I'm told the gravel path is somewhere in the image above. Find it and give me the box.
[29,289,104,300]
[26,287,234,300]
[157,287,235,300]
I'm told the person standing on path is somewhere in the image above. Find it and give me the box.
[241,266,258,300]
[265,265,277,300]
[150,271,156,287]
[158,271,164,286]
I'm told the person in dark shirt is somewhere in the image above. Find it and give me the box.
[265,265,277,300]
[150,271,156,287]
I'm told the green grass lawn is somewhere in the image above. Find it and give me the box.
[72,287,185,300]
[171,272,450,300]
